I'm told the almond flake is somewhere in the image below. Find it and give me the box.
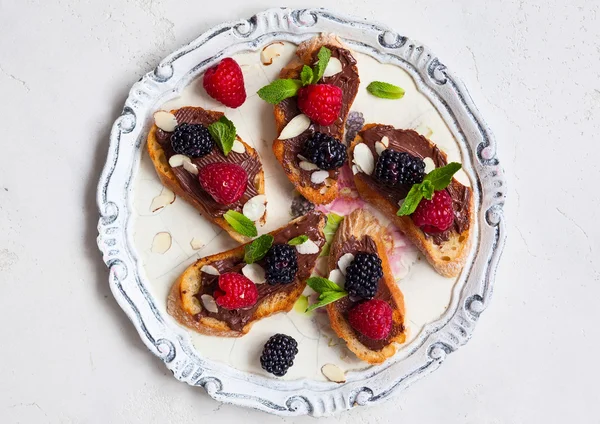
[328,269,345,288]
[299,161,319,171]
[337,253,355,275]
[323,57,343,77]
[150,188,175,213]
[319,186,328,195]
[375,141,386,156]
[279,114,310,140]
[183,160,198,175]
[353,143,375,175]
[324,178,334,187]
[297,154,309,161]
[423,157,436,174]
[380,136,390,148]
[352,165,360,175]
[200,294,219,313]
[190,237,204,250]
[201,265,220,275]
[242,195,267,222]
[296,239,319,255]
[168,154,190,168]
[321,363,346,383]
[154,111,178,132]
[151,232,171,254]
[311,170,329,184]
[242,263,266,284]
[231,139,245,153]
[260,42,285,65]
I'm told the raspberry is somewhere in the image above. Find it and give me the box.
[297,84,343,126]
[348,299,393,340]
[214,272,258,310]
[374,149,425,186]
[344,252,383,300]
[411,190,454,233]
[303,132,347,170]
[260,334,298,377]
[170,123,215,158]
[203,58,246,108]
[198,162,248,205]
[265,244,298,285]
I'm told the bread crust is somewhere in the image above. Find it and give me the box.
[147,107,266,244]
[325,209,407,364]
[350,124,474,277]
[167,213,327,337]
[272,34,359,205]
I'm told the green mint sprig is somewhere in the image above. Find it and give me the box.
[367,81,405,99]
[397,162,462,216]
[208,116,237,156]
[319,213,343,257]
[288,235,308,246]
[305,276,348,312]
[223,210,258,237]
[257,47,332,104]
[244,234,274,264]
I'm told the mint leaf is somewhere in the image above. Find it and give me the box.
[313,46,332,83]
[300,65,314,86]
[424,162,462,190]
[257,79,303,104]
[306,291,348,313]
[223,210,258,237]
[244,234,274,264]
[294,295,310,314]
[306,276,345,294]
[208,116,236,156]
[367,81,405,99]
[420,180,435,200]
[397,184,424,216]
[320,213,343,257]
[288,235,308,246]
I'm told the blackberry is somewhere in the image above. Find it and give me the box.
[290,194,315,218]
[345,111,365,143]
[170,123,215,158]
[303,132,347,170]
[374,149,425,186]
[260,334,298,377]
[344,252,383,300]
[265,244,298,285]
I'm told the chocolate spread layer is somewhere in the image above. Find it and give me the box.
[193,211,325,331]
[155,107,261,218]
[330,236,404,351]
[358,125,472,244]
[277,46,360,189]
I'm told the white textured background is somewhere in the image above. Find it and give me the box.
[1,0,599,423]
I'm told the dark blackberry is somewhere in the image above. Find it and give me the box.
[345,111,365,143]
[265,244,298,285]
[260,334,298,377]
[290,194,315,218]
[374,149,425,186]
[303,132,347,170]
[170,123,215,158]
[344,252,383,300]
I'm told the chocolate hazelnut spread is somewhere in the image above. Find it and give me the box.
[277,46,360,188]
[193,211,325,331]
[358,125,472,244]
[330,235,404,351]
[155,107,262,218]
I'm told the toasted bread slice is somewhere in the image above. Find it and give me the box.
[272,34,360,204]
[167,211,326,337]
[350,124,474,277]
[325,209,406,364]
[147,106,266,244]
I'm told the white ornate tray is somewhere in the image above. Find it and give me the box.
[96,8,506,416]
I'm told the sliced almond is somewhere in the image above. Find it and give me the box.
[352,164,360,175]
[297,154,309,161]
[321,364,346,383]
[423,157,436,174]
[242,263,266,284]
[200,294,219,313]
[183,160,198,175]
[311,170,329,184]
[375,141,386,156]
[151,232,171,254]
[353,143,375,175]
[296,239,319,255]
[231,139,245,154]
[324,178,335,187]
[323,57,343,77]
[260,42,285,65]
[168,154,190,168]
[279,114,310,140]
[319,186,328,195]
[380,136,390,148]
[337,253,355,275]
[299,161,319,171]
[201,265,220,275]
[190,237,204,250]
[154,111,178,132]
[242,195,267,222]
[150,188,175,213]
[328,269,345,288]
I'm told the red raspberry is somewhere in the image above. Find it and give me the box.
[348,299,393,340]
[198,162,248,205]
[203,58,246,108]
[297,84,343,126]
[411,190,454,233]
[214,273,258,310]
